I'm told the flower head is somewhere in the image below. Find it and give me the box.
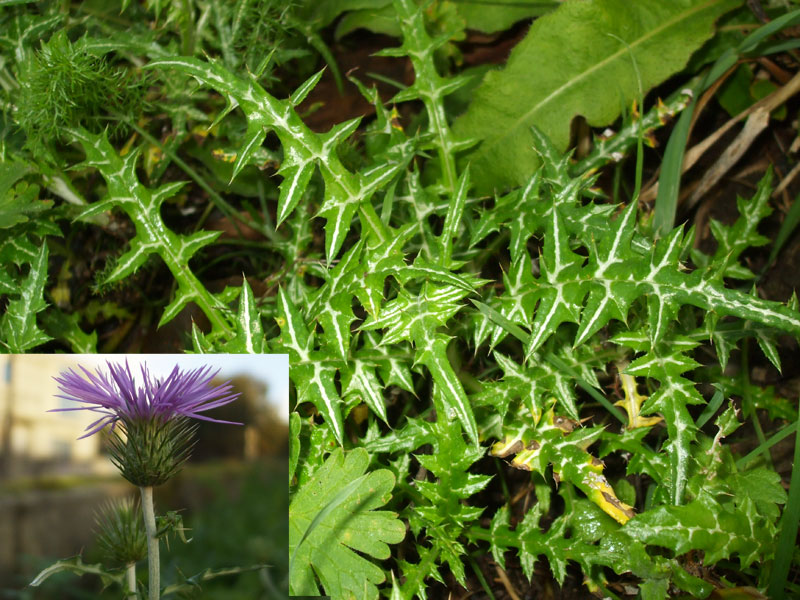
[52,360,242,486]
[53,360,241,438]
[95,497,147,565]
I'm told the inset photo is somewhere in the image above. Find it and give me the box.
[0,354,289,599]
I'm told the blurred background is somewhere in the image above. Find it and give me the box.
[0,354,289,599]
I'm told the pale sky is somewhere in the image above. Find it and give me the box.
[58,354,289,421]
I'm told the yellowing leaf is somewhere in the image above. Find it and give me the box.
[616,373,663,430]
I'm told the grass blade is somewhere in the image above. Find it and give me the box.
[763,189,800,276]
[767,407,800,599]
[736,421,798,470]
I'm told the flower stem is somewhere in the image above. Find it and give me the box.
[125,562,136,598]
[140,486,159,600]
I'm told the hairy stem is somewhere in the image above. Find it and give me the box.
[140,486,159,600]
[125,562,136,598]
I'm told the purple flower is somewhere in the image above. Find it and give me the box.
[53,360,242,438]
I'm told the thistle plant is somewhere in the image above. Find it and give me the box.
[45,361,241,600]
[7,0,800,597]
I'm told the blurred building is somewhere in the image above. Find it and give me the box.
[0,355,107,480]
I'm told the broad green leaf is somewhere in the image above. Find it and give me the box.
[289,448,405,598]
[454,0,740,192]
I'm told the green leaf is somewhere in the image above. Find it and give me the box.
[290,412,301,486]
[415,333,479,444]
[308,240,363,360]
[0,243,51,352]
[221,279,266,353]
[624,493,775,567]
[289,447,405,598]
[39,310,97,353]
[454,0,739,192]
[68,129,232,337]
[30,555,124,588]
[361,282,470,346]
[160,565,269,595]
[149,57,409,261]
[0,161,50,229]
[362,281,479,442]
[457,2,556,33]
[440,166,469,267]
[525,204,586,355]
[342,359,388,424]
[274,287,345,445]
[626,337,703,504]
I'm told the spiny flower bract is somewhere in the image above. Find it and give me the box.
[52,360,242,438]
[95,497,147,565]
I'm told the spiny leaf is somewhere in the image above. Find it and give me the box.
[39,310,97,353]
[440,166,470,267]
[342,359,388,424]
[30,555,124,588]
[67,128,232,337]
[616,373,663,430]
[0,243,51,352]
[525,205,586,356]
[222,279,266,353]
[149,56,411,260]
[274,287,345,445]
[623,493,777,568]
[492,402,634,524]
[626,336,703,505]
[415,333,479,444]
[362,282,479,441]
